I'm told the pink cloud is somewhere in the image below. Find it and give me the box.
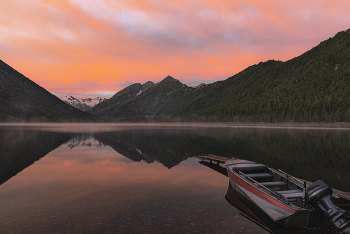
[1,0,350,98]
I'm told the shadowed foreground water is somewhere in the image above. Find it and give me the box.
[0,123,350,233]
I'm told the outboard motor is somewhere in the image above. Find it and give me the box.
[306,180,350,233]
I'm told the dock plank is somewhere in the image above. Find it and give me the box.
[198,154,229,162]
[333,189,350,201]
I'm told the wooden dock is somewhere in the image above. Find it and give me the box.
[333,188,350,201]
[198,154,350,202]
[198,154,229,164]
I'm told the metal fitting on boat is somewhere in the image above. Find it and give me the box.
[306,180,350,233]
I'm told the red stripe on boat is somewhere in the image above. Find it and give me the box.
[228,170,296,214]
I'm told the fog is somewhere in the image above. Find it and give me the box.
[2,122,350,132]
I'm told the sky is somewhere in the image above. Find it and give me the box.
[1,0,350,99]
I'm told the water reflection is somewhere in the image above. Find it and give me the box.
[0,131,266,233]
[93,128,350,192]
[1,125,350,190]
[1,124,350,233]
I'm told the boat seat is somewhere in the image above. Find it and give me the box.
[244,173,272,179]
[278,192,303,199]
[232,163,267,172]
[277,189,302,194]
[258,181,287,188]
[277,189,303,199]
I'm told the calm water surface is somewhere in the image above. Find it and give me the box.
[1,123,350,234]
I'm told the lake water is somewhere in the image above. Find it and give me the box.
[0,123,350,234]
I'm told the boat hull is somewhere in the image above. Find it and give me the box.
[225,159,329,228]
[227,170,295,222]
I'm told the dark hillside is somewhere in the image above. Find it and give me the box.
[89,83,150,117]
[178,60,283,120]
[0,59,98,122]
[178,29,350,122]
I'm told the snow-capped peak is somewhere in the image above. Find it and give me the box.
[62,95,107,112]
[81,97,106,107]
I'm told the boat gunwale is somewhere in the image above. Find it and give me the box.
[225,159,302,214]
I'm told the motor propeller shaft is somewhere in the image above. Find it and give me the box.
[306,180,350,233]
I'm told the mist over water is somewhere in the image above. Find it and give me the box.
[0,123,349,233]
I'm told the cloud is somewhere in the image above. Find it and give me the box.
[1,0,350,98]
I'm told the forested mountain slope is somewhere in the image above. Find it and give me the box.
[89,81,155,117]
[178,29,350,122]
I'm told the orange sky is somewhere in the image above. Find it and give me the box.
[1,0,350,98]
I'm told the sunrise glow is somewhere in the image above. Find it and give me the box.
[1,0,350,98]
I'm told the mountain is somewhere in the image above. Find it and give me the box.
[0,60,98,122]
[90,29,350,122]
[178,29,350,122]
[90,76,220,120]
[6,28,348,122]
[89,81,155,117]
[62,95,106,111]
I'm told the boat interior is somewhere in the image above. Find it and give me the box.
[228,161,304,206]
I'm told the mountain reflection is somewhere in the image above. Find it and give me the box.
[93,130,205,168]
[62,134,106,149]
[92,128,350,192]
[0,126,73,186]
[1,126,350,192]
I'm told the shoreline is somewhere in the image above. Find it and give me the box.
[2,122,350,130]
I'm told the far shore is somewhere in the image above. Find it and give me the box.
[2,122,350,130]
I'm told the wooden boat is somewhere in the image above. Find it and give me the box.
[224,157,350,233]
